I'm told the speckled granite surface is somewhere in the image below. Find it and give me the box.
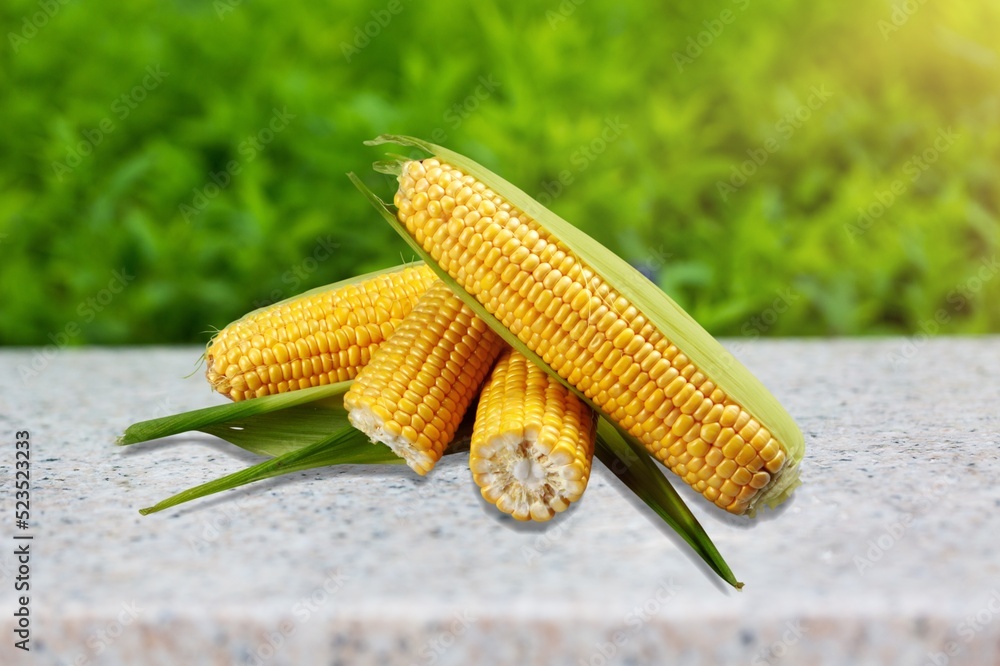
[0,338,998,665]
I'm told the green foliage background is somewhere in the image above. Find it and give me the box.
[2,0,998,345]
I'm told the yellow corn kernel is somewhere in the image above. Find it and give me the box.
[344,280,506,475]
[206,265,436,401]
[469,349,595,522]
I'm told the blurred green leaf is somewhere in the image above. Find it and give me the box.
[2,0,998,344]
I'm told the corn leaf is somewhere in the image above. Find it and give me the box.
[124,383,477,514]
[117,382,352,456]
[138,426,399,515]
[200,402,351,456]
[594,418,742,589]
[360,134,804,513]
[349,169,745,589]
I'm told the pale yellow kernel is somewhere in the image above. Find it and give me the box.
[702,403,724,425]
[716,458,737,479]
[705,446,726,468]
[739,419,760,442]
[720,480,740,497]
[699,422,721,444]
[722,435,744,459]
[759,440,779,461]
[751,429,772,450]
[765,449,786,473]
[715,427,735,449]
[679,390,704,415]
[670,414,694,437]
[663,375,687,399]
[735,444,757,466]
[687,439,710,458]
[692,398,714,421]
[720,404,740,427]
[731,468,752,487]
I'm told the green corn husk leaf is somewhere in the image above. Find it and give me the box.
[117,382,353,456]
[349,170,744,589]
[138,426,399,515]
[123,381,478,514]
[356,134,804,514]
[594,418,741,589]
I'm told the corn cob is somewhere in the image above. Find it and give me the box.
[344,280,507,475]
[470,349,595,521]
[206,264,436,401]
[393,158,791,514]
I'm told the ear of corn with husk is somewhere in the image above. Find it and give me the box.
[351,134,804,517]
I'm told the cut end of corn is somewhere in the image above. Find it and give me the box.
[470,350,595,521]
[347,403,439,475]
[205,264,436,401]
[344,280,506,475]
[393,157,799,514]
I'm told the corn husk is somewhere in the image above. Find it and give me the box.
[355,135,804,513]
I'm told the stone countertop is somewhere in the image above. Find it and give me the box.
[1,338,998,666]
